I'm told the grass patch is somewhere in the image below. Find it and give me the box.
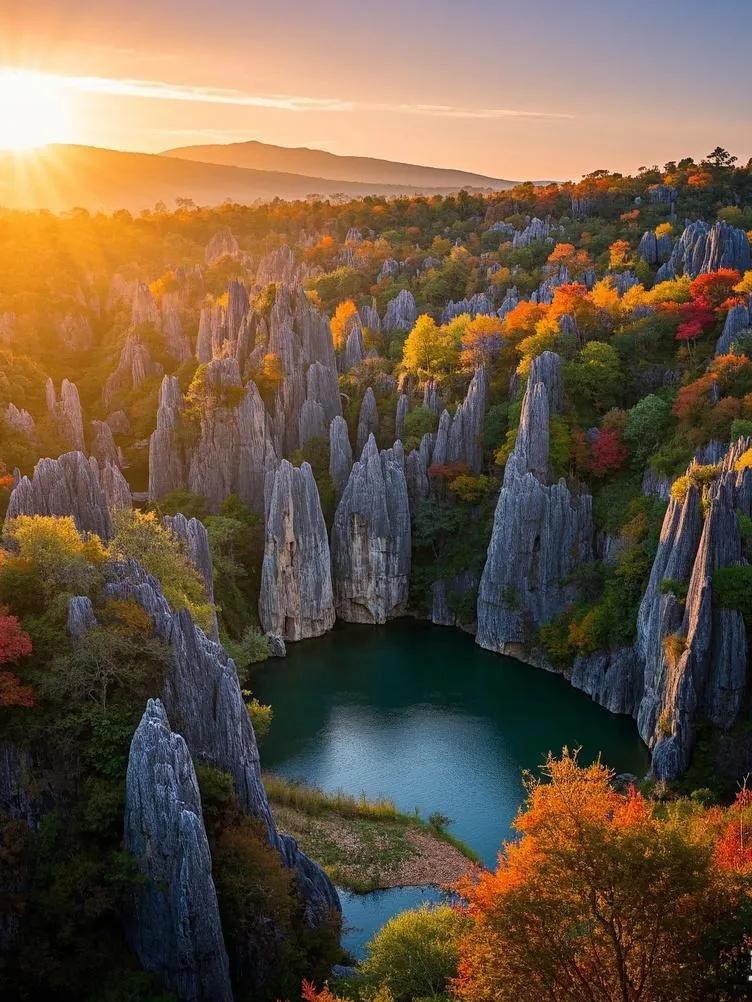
[263,774,480,892]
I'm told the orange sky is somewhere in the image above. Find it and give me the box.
[2,0,750,180]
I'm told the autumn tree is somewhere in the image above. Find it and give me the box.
[0,605,33,708]
[454,752,750,1002]
[330,299,359,351]
[402,314,460,379]
[608,238,631,269]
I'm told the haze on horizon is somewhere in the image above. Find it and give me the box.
[1,0,750,182]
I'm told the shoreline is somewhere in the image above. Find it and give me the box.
[264,773,480,894]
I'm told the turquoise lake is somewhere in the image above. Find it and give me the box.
[254,619,650,957]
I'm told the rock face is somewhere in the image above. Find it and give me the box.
[356,387,379,455]
[441,293,495,323]
[4,403,36,439]
[431,367,487,474]
[163,513,218,638]
[638,229,674,267]
[259,460,335,641]
[476,352,593,655]
[46,378,85,452]
[205,226,241,266]
[633,441,751,778]
[255,245,301,287]
[395,394,409,441]
[382,289,417,332]
[658,220,751,280]
[431,571,477,628]
[106,562,339,927]
[343,325,365,372]
[405,433,432,511]
[331,435,411,624]
[5,451,131,540]
[148,361,278,515]
[512,217,555,248]
[715,298,751,356]
[329,416,353,503]
[124,698,233,1002]
[90,420,119,467]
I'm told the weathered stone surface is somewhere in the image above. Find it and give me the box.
[266,634,286,657]
[431,571,477,628]
[90,420,119,467]
[162,298,193,364]
[638,229,674,267]
[405,433,432,511]
[497,286,519,318]
[124,698,233,1002]
[358,300,381,332]
[383,289,417,332]
[395,394,409,442]
[343,325,365,372]
[356,387,379,455]
[259,460,335,641]
[476,353,592,655]
[569,647,642,716]
[512,217,555,248]
[660,220,751,280]
[205,226,241,267]
[422,379,443,415]
[46,377,86,452]
[329,415,353,503]
[305,361,341,427]
[5,451,122,540]
[632,441,752,778]
[377,258,400,283]
[106,563,340,926]
[148,376,187,501]
[4,403,36,439]
[67,595,97,639]
[440,293,494,323]
[331,436,411,624]
[103,333,164,408]
[441,367,487,474]
[715,299,751,356]
[255,245,301,287]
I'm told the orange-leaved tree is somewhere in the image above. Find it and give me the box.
[454,751,751,1002]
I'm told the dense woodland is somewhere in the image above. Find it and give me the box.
[2,148,752,1000]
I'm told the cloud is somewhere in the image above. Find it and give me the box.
[42,71,572,121]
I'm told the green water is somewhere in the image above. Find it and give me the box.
[254,619,649,956]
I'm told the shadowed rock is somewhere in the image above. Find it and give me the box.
[356,387,379,455]
[331,435,411,624]
[259,460,335,641]
[329,416,353,503]
[124,698,233,1002]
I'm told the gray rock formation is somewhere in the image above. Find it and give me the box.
[715,298,751,356]
[343,325,365,372]
[659,220,751,280]
[67,595,97,639]
[255,245,301,288]
[4,451,130,540]
[569,648,641,716]
[431,571,477,628]
[148,361,278,515]
[124,698,233,1002]
[331,435,411,623]
[205,226,241,267]
[638,229,674,267]
[383,290,417,332]
[633,441,751,778]
[440,293,495,323]
[46,378,85,453]
[395,394,409,442]
[476,352,592,656]
[377,258,400,283]
[512,217,555,248]
[259,460,335,641]
[106,562,340,925]
[90,420,119,467]
[305,361,341,430]
[4,403,36,439]
[57,312,93,351]
[103,332,164,408]
[329,415,353,503]
[437,367,487,474]
[359,300,381,332]
[356,387,379,455]
[405,433,432,511]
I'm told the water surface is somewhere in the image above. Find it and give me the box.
[255,620,649,956]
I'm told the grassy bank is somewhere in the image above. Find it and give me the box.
[263,774,481,893]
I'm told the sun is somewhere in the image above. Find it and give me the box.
[0,70,73,152]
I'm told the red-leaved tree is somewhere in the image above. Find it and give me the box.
[0,606,34,708]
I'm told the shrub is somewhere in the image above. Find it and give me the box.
[2,515,106,600]
[660,578,689,602]
[362,904,469,1002]
[713,565,752,624]
[670,464,719,504]
[663,632,687,669]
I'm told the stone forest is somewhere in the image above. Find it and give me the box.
[2,153,752,1001]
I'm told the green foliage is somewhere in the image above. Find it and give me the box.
[624,394,674,466]
[402,405,438,453]
[731,419,752,441]
[109,508,215,633]
[660,578,689,602]
[362,904,469,1002]
[205,496,264,641]
[713,565,752,625]
[563,341,623,418]
[153,489,208,521]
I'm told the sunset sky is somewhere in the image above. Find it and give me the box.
[2,0,750,181]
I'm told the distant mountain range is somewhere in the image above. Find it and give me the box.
[163,139,517,192]
[0,141,519,214]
